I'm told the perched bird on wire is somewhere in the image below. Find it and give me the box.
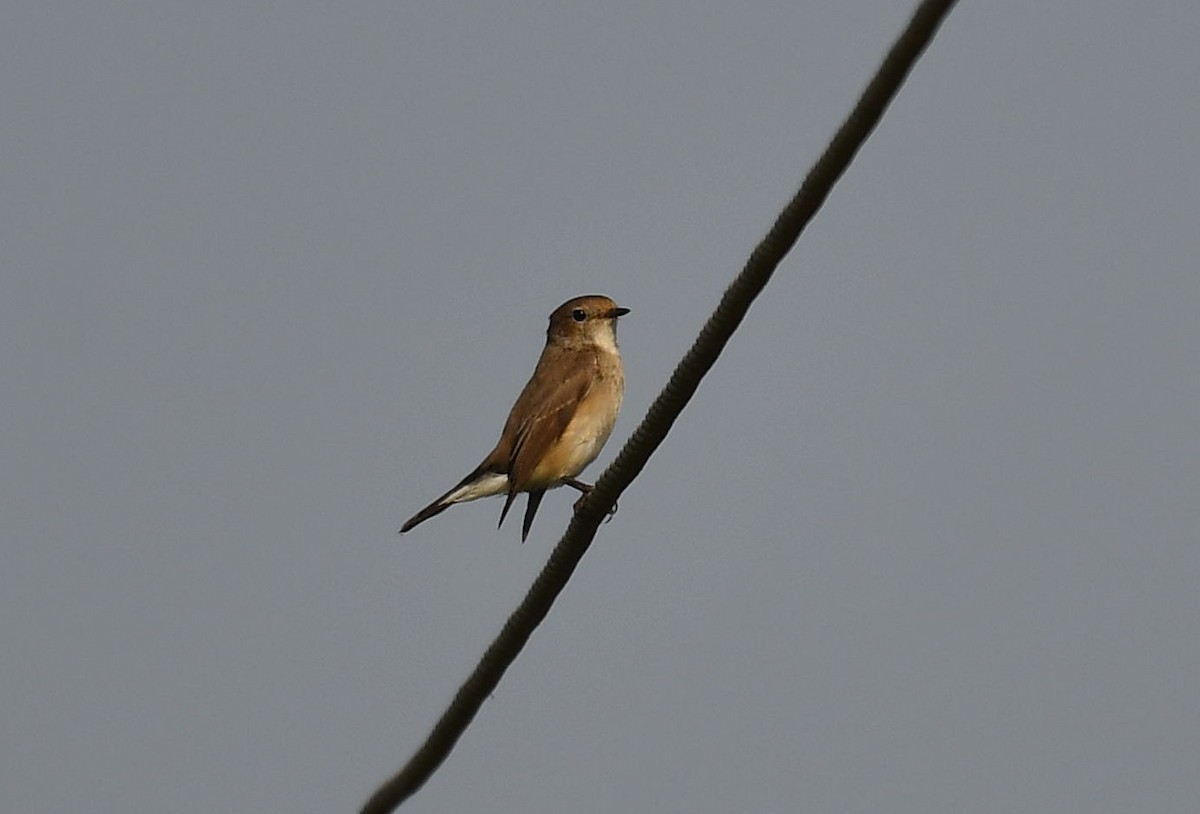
[399,295,629,541]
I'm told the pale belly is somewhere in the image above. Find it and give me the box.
[529,380,623,487]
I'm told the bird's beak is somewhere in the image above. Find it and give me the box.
[609,306,630,318]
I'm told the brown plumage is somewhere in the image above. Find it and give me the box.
[399,295,628,541]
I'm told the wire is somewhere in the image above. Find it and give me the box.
[362,2,961,810]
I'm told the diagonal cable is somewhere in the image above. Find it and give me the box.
[362,1,959,811]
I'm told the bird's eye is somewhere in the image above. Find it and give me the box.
[571,308,587,322]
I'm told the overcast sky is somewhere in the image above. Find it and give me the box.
[3,2,1198,812]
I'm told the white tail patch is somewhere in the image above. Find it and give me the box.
[444,471,509,505]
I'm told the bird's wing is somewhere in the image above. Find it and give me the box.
[505,349,599,493]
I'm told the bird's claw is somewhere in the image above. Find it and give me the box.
[572,490,618,521]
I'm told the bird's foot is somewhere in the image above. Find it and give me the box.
[571,487,592,512]
[566,478,618,521]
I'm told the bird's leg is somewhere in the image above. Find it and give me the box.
[563,478,618,521]
[564,478,592,511]
[562,477,592,495]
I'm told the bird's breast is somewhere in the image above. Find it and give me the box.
[531,366,624,485]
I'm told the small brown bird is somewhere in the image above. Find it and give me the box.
[400,295,629,541]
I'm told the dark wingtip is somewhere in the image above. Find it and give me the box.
[521,491,545,543]
[498,490,518,530]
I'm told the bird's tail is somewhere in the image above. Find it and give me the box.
[399,466,509,534]
[399,498,453,533]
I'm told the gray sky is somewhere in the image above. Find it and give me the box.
[4,2,1198,812]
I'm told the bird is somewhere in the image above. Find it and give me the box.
[399,295,629,541]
